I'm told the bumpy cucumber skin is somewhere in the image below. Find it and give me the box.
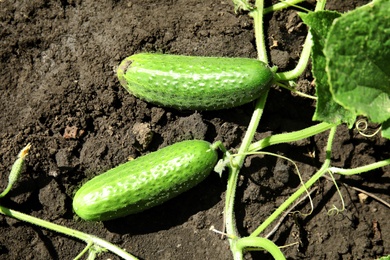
[73,140,218,221]
[117,53,274,110]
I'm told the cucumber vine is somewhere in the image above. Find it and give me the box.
[221,0,390,259]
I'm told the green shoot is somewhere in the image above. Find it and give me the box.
[263,0,307,14]
[234,236,286,260]
[329,159,390,176]
[231,0,254,12]
[0,143,31,198]
[222,0,389,258]
[248,122,335,152]
[265,187,318,239]
[224,90,269,245]
[275,0,326,81]
[248,0,268,63]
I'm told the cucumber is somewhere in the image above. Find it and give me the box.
[117,53,274,110]
[73,140,218,221]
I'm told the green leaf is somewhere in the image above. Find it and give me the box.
[325,0,390,126]
[300,11,357,126]
[231,0,254,12]
[381,119,390,139]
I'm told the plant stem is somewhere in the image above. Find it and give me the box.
[275,0,327,81]
[248,122,335,152]
[225,0,332,258]
[235,237,286,260]
[250,0,267,63]
[0,205,138,260]
[250,126,337,237]
[329,159,390,175]
[265,187,318,239]
[225,0,268,243]
[225,91,269,239]
[263,0,307,14]
[275,32,312,81]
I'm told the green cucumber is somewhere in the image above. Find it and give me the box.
[73,140,218,221]
[117,53,274,110]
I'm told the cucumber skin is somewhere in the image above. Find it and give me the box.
[117,53,274,110]
[73,140,218,221]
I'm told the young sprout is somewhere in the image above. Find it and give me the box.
[0,143,31,198]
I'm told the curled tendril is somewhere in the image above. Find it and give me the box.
[355,119,382,137]
[326,170,345,216]
[327,205,343,216]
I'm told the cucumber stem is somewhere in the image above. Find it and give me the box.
[225,90,269,241]
[250,0,267,63]
[264,0,307,14]
[248,122,335,152]
[275,31,313,81]
[329,159,390,175]
[225,1,268,246]
[235,237,286,260]
[0,205,138,260]
[224,0,334,258]
[250,126,337,237]
[275,0,327,81]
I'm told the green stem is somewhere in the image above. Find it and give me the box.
[275,0,326,81]
[225,0,268,242]
[248,122,335,152]
[234,237,286,260]
[263,0,307,14]
[275,32,312,81]
[250,126,337,237]
[329,159,390,175]
[226,0,331,258]
[224,168,240,239]
[250,0,268,63]
[0,205,138,260]
[74,242,93,260]
[225,91,269,239]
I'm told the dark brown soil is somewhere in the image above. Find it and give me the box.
[0,0,389,259]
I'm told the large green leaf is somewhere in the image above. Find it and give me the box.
[300,11,356,126]
[324,0,390,126]
[381,119,390,139]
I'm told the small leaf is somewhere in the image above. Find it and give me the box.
[214,151,232,177]
[231,0,254,13]
[325,0,390,125]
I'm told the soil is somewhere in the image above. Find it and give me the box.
[0,0,389,259]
